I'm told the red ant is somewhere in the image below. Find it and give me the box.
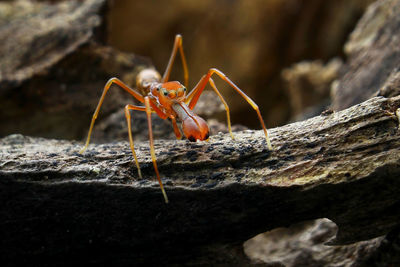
[80,34,272,203]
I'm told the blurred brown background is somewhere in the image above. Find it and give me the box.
[107,0,373,128]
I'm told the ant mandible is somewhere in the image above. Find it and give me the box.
[80,34,272,203]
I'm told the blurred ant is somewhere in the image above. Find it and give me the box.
[80,34,272,203]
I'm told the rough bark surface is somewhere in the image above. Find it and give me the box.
[0,0,105,88]
[1,96,400,265]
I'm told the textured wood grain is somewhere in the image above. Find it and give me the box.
[1,96,399,265]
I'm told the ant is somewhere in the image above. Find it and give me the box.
[80,34,272,203]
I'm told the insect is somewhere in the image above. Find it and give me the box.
[80,34,272,203]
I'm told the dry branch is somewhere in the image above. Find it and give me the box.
[1,96,400,265]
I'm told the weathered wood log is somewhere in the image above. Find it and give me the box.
[332,0,400,110]
[1,95,399,265]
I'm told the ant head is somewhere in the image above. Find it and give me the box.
[152,81,187,105]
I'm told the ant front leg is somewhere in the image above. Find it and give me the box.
[162,34,189,87]
[144,97,169,203]
[124,104,147,179]
[125,100,169,203]
[171,117,183,140]
[80,78,145,154]
[186,68,272,150]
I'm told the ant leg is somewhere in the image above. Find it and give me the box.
[162,34,189,87]
[208,78,234,139]
[144,96,169,203]
[187,68,272,150]
[171,117,182,139]
[124,104,146,179]
[126,99,169,201]
[80,78,145,154]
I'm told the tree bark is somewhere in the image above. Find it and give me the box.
[1,95,400,265]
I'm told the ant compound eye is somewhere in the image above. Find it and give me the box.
[163,89,168,96]
[177,87,184,97]
[156,85,161,91]
[183,87,187,92]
